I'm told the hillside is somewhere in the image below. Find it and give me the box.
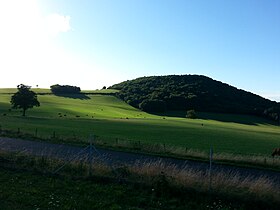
[110,75,280,121]
[1,88,280,155]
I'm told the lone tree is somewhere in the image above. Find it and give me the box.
[186,109,197,119]
[11,84,40,116]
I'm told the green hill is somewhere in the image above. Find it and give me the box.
[0,88,279,156]
[110,75,280,121]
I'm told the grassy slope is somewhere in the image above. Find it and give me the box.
[0,89,280,155]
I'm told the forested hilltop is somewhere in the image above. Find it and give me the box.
[110,75,280,121]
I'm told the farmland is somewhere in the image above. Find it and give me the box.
[0,88,279,156]
[1,88,280,209]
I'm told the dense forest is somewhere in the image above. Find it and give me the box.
[109,75,280,122]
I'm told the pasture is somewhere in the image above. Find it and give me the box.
[0,89,280,156]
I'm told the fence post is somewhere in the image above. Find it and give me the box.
[35,128,38,137]
[89,134,94,176]
[209,147,213,192]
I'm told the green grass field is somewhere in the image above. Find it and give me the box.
[0,89,280,155]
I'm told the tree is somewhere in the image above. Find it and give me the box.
[50,84,81,95]
[11,84,40,116]
[186,109,197,119]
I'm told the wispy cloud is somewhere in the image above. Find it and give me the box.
[45,14,71,37]
[0,1,82,88]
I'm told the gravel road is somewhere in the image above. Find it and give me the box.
[1,137,279,185]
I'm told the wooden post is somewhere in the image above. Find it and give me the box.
[209,147,213,192]
[35,128,38,137]
[53,131,56,139]
[89,134,94,176]
[17,128,20,134]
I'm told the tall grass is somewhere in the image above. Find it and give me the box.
[1,150,279,206]
[129,160,280,203]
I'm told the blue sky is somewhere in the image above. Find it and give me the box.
[1,0,280,101]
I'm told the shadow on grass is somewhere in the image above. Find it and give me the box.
[155,111,278,126]
[197,112,278,126]
[53,93,90,100]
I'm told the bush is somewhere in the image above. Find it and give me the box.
[50,84,81,94]
[186,110,197,119]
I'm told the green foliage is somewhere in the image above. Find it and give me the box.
[10,84,40,116]
[263,107,280,123]
[186,110,197,119]
[110,75,280,121]
[50,84,81,94]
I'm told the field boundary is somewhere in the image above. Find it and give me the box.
[1,128,280,173]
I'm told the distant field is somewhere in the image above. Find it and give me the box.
[0,90,280,155]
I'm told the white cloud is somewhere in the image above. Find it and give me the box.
[0,0,85,89]
[0,1,115,90]
[45,14,71,37]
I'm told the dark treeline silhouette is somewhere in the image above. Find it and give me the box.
[109,75,280,122]
[50,84,89,99]
[50,84,81,94]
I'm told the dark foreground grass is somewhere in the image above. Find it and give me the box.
[0,151,279,210]
[0,168,244,210]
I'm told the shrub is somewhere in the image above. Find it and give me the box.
[186,109,197,119]
[50,84,81,94]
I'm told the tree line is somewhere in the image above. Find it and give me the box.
[50,84,81,94]
[110,75,280,122]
